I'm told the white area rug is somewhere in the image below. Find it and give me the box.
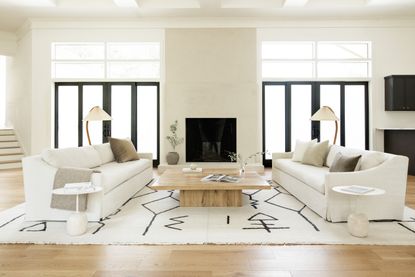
[1,182,415,245]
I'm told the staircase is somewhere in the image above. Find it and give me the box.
[0,129,24,170]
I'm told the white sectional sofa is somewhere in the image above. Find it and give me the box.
[272,145,409,222]
[22,143,153,222]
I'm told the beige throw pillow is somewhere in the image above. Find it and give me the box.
[108,137,140,163]
[329,153,362,172]
[301,140,329,167]
[292,139,317,162]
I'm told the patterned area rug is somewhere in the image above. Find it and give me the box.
[0,181,414,245]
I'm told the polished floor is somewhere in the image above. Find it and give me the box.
[0,169,414,277]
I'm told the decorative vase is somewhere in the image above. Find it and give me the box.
[166,152,180,165]
[239,162,246,176]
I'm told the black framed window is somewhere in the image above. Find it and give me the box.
[262,81,369,167]
[55,82,160,166]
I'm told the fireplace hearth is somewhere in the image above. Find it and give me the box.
[186,118,236,162]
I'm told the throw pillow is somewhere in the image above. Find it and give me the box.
[301,140,329,167]
[108,137,140,163]
[329,153,362,172]
[360,152,386,171]
[292,139,317,162]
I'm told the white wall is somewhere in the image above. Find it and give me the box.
[0,31,16,56]
[258,27,415,150]
[163,28,259,163]
[6,31,32,154]
[6,20,415,157]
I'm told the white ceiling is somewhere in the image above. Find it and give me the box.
[0,0,415,32]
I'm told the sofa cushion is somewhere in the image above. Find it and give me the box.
[97,159,151,194]
[329,153,361,172]
[292,139,317,162]
[93,143,115,164]
[360,152,386,171]
[274,159,329,194]
[302,140,329,167]
[41,146,102,169]
[109,137,140,163]
[325,145,387,170]
[326,145,364,168]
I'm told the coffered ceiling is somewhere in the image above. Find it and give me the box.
[0,0,415,32]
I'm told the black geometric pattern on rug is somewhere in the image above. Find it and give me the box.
[397,217,415,234]
[243,212,289,233]
[165,215,188,231]
[0,213,24,229]
[242,190,260,209]
[141,190,180,236]
[19,221,47,232]
[265,186,320,232]
[92,180,164,235]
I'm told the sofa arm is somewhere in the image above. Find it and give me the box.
[272,152,293,160]
[138,152,153,160]
[325,155,409,196]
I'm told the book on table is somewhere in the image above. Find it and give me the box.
[64,182,93,190]
[201,174,241,183]
[341,185,375,194]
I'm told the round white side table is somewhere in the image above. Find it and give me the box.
[53,185,102,236]
[332,186,385,238]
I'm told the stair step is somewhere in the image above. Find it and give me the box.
[0,162,22,170]
[0,141,19,148]
[0,148,22,155]
[0,129,14,136]
[0,135,17,142]
[0,154,24,162]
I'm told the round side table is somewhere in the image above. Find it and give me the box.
[332,186,385,238]
[53,185,102,236]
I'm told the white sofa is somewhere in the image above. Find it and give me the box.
[22,143,153,222]
[272,145,409,222]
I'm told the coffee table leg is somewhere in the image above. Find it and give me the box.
[180,190,242,207]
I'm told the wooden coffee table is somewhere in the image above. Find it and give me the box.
[151,169,271,207]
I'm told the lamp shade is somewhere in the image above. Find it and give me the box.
[310,106,339,121]
[83,106,112,122]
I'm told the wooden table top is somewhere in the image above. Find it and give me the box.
[151,168,271,191]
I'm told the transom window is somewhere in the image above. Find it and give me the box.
[52,42,160,79]
[262,41,371,79]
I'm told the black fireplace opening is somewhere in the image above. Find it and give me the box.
[186,118,236,162]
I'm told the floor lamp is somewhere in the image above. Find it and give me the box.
[83,106,112,145]
[311,106,339,144]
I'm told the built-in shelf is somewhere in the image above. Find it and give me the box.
[376,128,415,130]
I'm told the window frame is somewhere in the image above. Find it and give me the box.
[261,41,372,80]
[54,81,160,166]
[262,81,369,167]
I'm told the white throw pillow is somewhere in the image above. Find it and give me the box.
[41,146,102,169]
[292,139,317,162]
[360,152,386,171]
[93,143,115,164]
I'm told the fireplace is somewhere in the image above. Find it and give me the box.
[186,118,236,162]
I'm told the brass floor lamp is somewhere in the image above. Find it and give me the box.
[311,106,339,144]
[83,106,112,145]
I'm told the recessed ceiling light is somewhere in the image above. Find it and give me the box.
[113,0,139,8]
[283,0,309,7]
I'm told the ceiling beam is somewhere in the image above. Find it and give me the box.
[113,0,139,8]
[282,0,309,7]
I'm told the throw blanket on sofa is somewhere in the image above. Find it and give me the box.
[50,167,94,211]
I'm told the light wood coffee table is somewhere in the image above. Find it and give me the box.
[151,169,271,207]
